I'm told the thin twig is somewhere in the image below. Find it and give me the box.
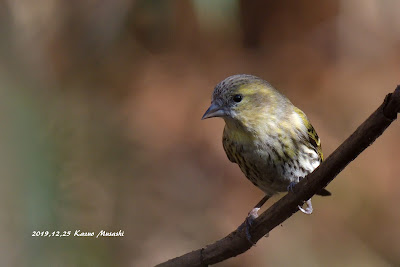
[157,86,400,267]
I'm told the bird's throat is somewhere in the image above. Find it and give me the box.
[223,118,257,144]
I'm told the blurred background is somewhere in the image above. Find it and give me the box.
[1,0,400,266]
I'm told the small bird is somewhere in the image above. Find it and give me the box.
[202,74,330,221]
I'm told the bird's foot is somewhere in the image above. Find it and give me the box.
[286,178,313,214]
[287,177,304,193]
[248,207,260,221]
[238,207,260,244]
[287,181,297,193]
[298,199,313,215]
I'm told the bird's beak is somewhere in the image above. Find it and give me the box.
[202,102,227,120]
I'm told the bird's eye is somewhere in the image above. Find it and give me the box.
[233,94,243,103]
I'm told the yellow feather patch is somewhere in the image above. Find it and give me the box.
[294,107,323,160]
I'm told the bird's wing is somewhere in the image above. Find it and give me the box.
[306,122,323,161]
[294,107,323,161]
[294,107,331,196]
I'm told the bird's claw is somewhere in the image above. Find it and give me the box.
[238,207,260,244]
[287,177,305,193]
[298,199,313,214]
[248,207,260,221]
[287,182,297,193]
[287,179,313,214]
[245,207,260,244]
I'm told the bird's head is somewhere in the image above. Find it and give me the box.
[202,74,289,131]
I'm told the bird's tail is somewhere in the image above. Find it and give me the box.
[316,188,331,196]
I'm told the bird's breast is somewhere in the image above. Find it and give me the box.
[223,132,285,193]
[222,126,320,195]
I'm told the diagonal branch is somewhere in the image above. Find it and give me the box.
[157,86,400,267]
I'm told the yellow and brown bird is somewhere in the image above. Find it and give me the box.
[202,74,330,218]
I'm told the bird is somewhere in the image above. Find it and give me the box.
[202,74,330,226]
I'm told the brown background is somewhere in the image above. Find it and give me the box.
[1,0,400,266]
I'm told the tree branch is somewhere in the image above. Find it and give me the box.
[157,86,400,267]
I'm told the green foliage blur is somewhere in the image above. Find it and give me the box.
[1,0,399,266]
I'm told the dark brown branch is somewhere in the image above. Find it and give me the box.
[157,86,400,267]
